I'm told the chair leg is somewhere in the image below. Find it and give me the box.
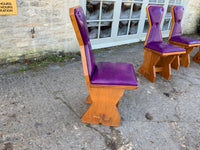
[192,46,200,64]
[82,88,124,127]
[138,49,160,82]
[158,55,176,80]
[171,55,180,70]
[180,47,194,67]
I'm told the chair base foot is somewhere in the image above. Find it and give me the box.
[82,88,124,127]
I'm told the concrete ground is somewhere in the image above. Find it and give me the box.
[0,40,200,150]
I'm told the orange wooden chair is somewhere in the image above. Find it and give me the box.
[138,5,185,82]
[69,6,138,127]
[168,5,200,67]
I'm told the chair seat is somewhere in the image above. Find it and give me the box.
[170,36,200,45]
[91,62,138,86]
[145,42,185,53]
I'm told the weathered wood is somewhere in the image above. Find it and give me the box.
[82,88,124,127]
[138,49,160,82]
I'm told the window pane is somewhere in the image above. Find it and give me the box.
[166,5,172,18]
[143,20,149,33]
[129,20,139,35]
[120,2,132,19]
[169,0,175,4]
[88,27,98,39]
[118,21,128,36]
[100,22,112,38]
[86,0,100,20]
[101,2,114,20]
[132,3,142,19]
[149,0,156,3]
[176,0,181,4]
[158,0,165,3]
[162,19,170,31]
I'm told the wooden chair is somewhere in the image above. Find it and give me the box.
[138,5,185,83]
[168,5,200,67]
[69,6,138,127]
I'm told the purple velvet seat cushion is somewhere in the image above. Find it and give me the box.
[146,6,164,45]
[74,7,96,79]
[145,42,185,53]
[170,36,200,45]
[91,62,138,86]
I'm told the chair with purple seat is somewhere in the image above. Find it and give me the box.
[168,5,200,67]
[138,5,185,82]
[69,6,138,127]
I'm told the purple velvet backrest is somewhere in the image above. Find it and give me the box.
[171,6,184,38]
[74,7,96,79]
[145,5,164,45]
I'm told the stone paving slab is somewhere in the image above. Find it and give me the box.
[0,41,200,150]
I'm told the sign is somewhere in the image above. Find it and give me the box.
[0,0,17,15]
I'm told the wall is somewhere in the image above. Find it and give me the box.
[182,0,200,34]
[0,0,199,64]
[0,0,80,63]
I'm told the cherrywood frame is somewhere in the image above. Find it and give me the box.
[70,6,138,126]
[138,5,185,83]
[168,5,200,67]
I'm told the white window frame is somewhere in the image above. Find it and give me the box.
[81,0,188,49]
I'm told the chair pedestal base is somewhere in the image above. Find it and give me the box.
[138,49,176,82]
[82,88,124,127]
[192,46,200,64]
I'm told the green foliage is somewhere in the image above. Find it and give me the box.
[18,66,28,72]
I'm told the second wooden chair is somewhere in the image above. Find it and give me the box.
[138,5,185,83]
[168,5,200,68]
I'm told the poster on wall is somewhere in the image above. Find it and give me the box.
[0,0,17,15]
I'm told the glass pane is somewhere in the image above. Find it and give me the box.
[169,19,172,29]
[169,0,175,4]
[87,22,98,27]
[129,20,139,35]
[122,0,133,2]
[118,21,128,36]
[100,22,112,38]
[132,3,142,19]
[176,0,181,4]
[143,20,149,33]
[158,0,165,3]
[166,5,172,18]
[88,27,98,39]
[162,19,170,31]
[149,0,156,3]
[120,2,132,19]
[86,0,100,20]
[135,0,143,1]
[101,2,114,20]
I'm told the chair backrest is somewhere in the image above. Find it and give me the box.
[70,6,96,80]
[168,5,184,40]
[144,5,164,46]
